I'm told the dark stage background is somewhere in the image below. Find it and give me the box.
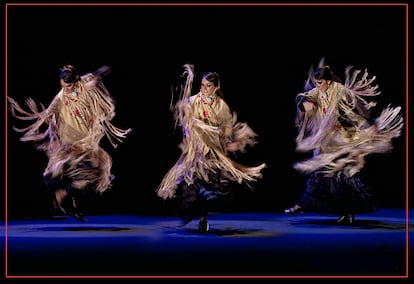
[4,4,407,220]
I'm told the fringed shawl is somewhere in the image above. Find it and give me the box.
[8,74,132,192]
[156,64,266,199]
[294,67,403,177]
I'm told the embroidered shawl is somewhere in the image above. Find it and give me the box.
[294,67,403,177]
[8,74,132,192]
[156,64,266,199]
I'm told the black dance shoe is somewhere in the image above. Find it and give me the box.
[284,205,304,215]
[198,219,209,233]
[53,202,68,216]
[52,189,69,216]
[73,211,87,222]
[70,196,87,222]
[336,214,354,225]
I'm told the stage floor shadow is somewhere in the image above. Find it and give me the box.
[2,208,412,279]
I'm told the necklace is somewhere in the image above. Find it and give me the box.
[200,93,213,104]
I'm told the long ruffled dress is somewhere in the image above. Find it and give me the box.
[293,66,403,215]
[156,65,266,219]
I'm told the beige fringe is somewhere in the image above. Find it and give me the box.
[294,66,403,177]
[8,76,131,193]
[156,64,266,199]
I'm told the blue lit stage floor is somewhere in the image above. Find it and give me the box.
[2,209,412,279]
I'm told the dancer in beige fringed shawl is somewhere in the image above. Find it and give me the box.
[156,64,266,233]
[285,58,403,225]
[8,65,132,221]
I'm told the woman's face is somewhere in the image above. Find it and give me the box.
[60,79,76,95]
[315,79,330,93]
[200,78,216,97]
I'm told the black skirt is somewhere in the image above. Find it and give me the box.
[296,171,377,216]
[175,171,232,222]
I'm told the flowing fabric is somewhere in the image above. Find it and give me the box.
[292,62,403,216]
[8,72,132,193]
[156,64,266,200]
[294,67,403,178]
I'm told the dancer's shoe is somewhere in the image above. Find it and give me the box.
[52,189,69,217]
[198,218,209,233]
[336,214,354,225]
[70,196,87,222]
[73,211,87,222]
[284,204,304,215]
